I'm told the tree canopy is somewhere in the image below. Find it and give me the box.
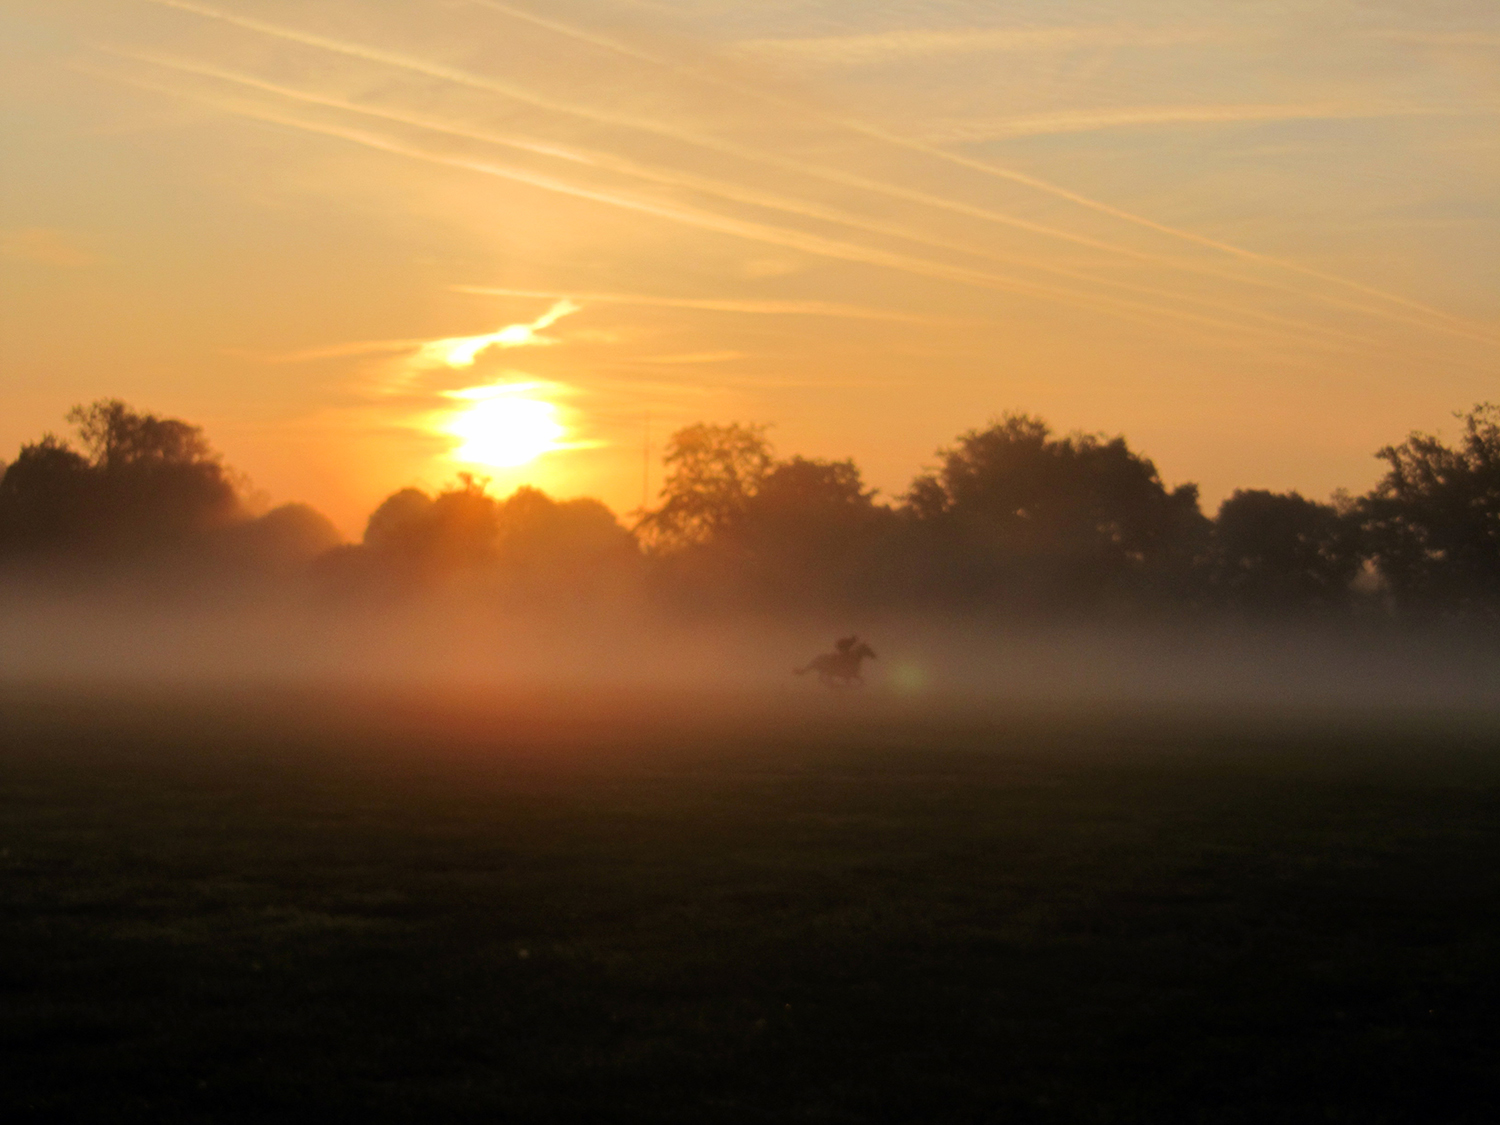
[639,423,773,548]
[11,396,1500,624]
[903,415,1207,608]
[1210,490,1362,613]
[0,400,242,566]
[1361,404,1500,614]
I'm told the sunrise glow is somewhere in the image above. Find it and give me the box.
[6,5,1500,1114]
[443,383,568,468]
[5,0,1499,530]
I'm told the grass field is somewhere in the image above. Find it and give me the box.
[3,687,1499,1123]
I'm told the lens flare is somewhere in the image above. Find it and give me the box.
[444,384,567,468]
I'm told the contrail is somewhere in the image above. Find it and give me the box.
[101,66,1317,345]
[830,118,1500,339]
[471,0,1500,345]
[135,0,1202,263]
[927,102,1479,144]
[250,301,576,364]
[122,51,1375,351]
[613,351,748,365]
[453,287,962,323]
[260,339,429,363]
[101,72,1203,321]
[137,0,1379,337]
[138,0,1485,347]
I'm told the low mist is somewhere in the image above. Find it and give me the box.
[6,399,1500,724]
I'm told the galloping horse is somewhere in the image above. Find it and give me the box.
[795,635,877,687]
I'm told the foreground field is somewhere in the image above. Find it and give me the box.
[3,688,1499,1123]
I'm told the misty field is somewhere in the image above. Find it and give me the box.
[4,689,1499,1124]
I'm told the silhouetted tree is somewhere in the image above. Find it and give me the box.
[69,401,242,551]
[363,488,438,557]
[316,478,500,598]
[1210,489,1362,613]
[321,477,638,601]
[357,475,500,586]
[0,436,94,555]
[640,423,893,605]
[215,503,343,578]
[1361,404,1500,615]
[69,400,218,470]
[639,423,773,548]
[0,401,242,565]
[743,456,874,533]
[494,487,638,576]
[904,414,1207,610]
[727,456,890,604]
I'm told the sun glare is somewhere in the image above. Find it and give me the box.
[444,384,568,468]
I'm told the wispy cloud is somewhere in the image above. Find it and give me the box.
[253,301,579,369]
[927,103,1484,144]
[419,300,580,366]
[112,67,1318,347]
[615,351,748,365]
[117,50,1248,328]
[250,338,428,364]
[108,52,1390,352]
[456,0,1500,344]
[127,0,1500,350]
[138,0,785,170]
[1368,30,1500,49]
[120,52,1164,306]
[134,3,1348,328]
[739,25,1210,67]
[453,287,963,323]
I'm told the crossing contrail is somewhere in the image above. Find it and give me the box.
[470,0,1500,346]
[102,66,1305,344]
[119,50,1379,352]
[452,287,962,323]
[133,0,1386,336]
[133,0,1499,347]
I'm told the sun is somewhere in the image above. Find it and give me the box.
[443,384,567,468]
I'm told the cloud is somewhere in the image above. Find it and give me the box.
[429,6,1500,344]
[452,286,967,324]
[121,52,1145,311]
[740,257,803,279]
[419,300,582,367]
[129,6,1319,321]
[1,228,100,268]
[738,25,1210,67]
[251,339,429,364]
[927,103,1481,144]
[108,76,1218,335]
[1368,30,1500,49]
[124,3,1498,347]
[617,351,748,365]
[251,301,580,374]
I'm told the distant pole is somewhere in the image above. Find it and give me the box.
[641,411,651,513]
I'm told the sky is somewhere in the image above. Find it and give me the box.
[2,0,1497,535]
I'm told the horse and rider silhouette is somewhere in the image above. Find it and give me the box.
[795,635,877,687]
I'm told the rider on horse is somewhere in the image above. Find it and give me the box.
[795,635,877,687]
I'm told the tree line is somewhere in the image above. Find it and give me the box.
[4,397,1499,620]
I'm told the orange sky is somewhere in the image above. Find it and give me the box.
[2,0,1498,536]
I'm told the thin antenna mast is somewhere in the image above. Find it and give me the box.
[641,411,651,514]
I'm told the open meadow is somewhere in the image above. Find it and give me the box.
[4,686,1499,1123]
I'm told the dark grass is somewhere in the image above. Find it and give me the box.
[3,687,1500,1122]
